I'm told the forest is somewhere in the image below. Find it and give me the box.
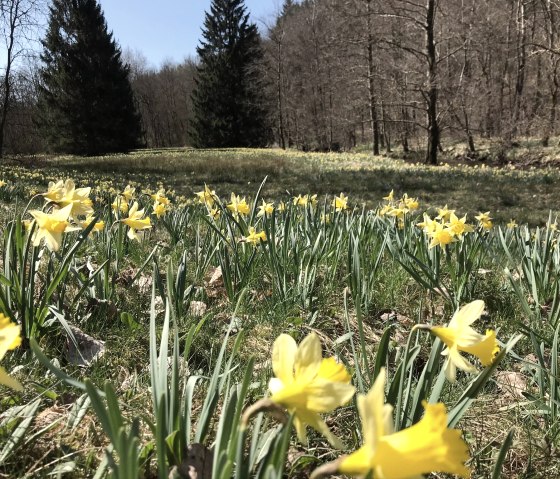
[1,0,559,164]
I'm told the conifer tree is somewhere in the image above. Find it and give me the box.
[37,0,142,155]
[190,0,270,148]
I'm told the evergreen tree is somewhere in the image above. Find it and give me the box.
[37,0,143,155]
[190,0,271,148]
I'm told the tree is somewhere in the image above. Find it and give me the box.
[190,0,270,148]
[0,0,44,157]
[37,0,142,155]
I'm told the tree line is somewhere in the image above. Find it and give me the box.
[2,0,560,164]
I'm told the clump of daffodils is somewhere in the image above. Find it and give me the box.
[293,194,318,208]
[378,190,420,228]
[416,204,474,249]
[151,188,171,219]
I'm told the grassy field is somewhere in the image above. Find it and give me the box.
[2,146,559,224]
[0,147,559,478]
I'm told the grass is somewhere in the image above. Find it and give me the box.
[2,145,559,225]
[0,145,559,477]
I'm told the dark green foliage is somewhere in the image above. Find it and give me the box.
[37,0,143,155]
[190,0,271,148]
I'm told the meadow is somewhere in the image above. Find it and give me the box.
[0,147,559,478]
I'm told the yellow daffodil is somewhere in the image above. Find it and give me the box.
[153,201,168,219]
[0,314,23,391]
[43,179,65,203]
[151,189,170,206]
[293,194,308,207]
[122,202,152,241]
[428,222,455,249]
[245,227,267,245]
[475,212,493,230]
[121,185,135,202]
[196,184,216,206]
[401,194,419,211]
[257,199,274,217]
[378,204,393,217]
[332,193,348,212]
[548,221,558,232]
[383,190,394,202]
[58,180,94,218]
[29,204,78,252]
[278,201,286,212]
[338,369,470,478]
[436,205,455,221]
[507,219,518,229]
[0,180,6,187]
[269,333,355,448]
[388,207,407,219]
[447,213,474,238]
[208,207,220,220]
[227,193,250,216]
[417,214,437,234]
[430,300,499,382]
[81,215,105,233]
[112,196,129,215]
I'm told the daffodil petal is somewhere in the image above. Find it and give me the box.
[294,333,322,384]
[338,446,372,476]
[272,334,297,385]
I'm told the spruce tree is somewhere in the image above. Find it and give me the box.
[190,0,270,148]
[37,0,143,155]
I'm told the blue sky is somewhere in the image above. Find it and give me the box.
[98,1,279,68]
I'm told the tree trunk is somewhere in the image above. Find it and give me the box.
[366,0,379,155]
[425,0,439,165]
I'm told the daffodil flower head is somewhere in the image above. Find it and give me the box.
[153,201,169,219]
[245,226,266,245]
[43,179,65,203]
[122,201,152,241]
[507,219,518,229]
[196,184,216,206]
[227,193,250,216]
[81,215,105,233]
[29,204,78,252]
[383,190,394,202]
[58,179,94,218]
[151,188,170,206]
[430,300,500,382]
[332,193,348,212]
[257,199,274,217]
[447,213,474,238]
[338,368,470,478]
[268,332,355,448]
[428,222,455,249]
[475,211,493,230]
[436,204,455,221]
[0,313,23,391]
[121,185,136,202]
